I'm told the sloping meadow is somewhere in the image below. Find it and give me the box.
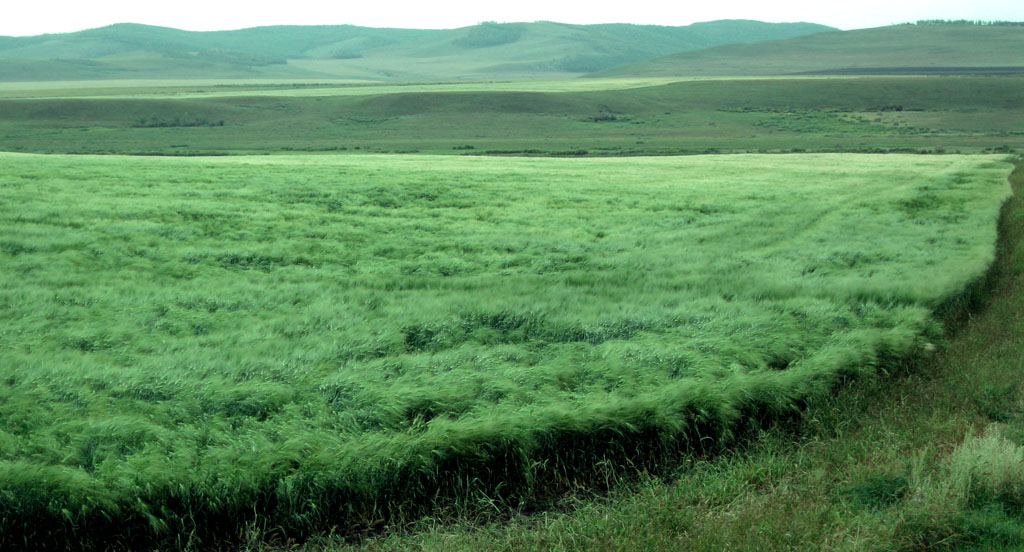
[0,153,1013,548]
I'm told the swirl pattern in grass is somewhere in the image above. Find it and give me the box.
[0,153,1012,548]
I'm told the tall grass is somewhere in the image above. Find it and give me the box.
[329,160,1024,552]
[0,153,1012,549]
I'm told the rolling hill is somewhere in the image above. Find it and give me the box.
[590,22,1024,77]
[0,20,833,81]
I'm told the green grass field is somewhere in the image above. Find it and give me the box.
[1,76,1022,157]
[331,160,1024,552]
[3,21,1023,550]
[0,152,1012,550]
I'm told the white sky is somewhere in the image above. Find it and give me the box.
[2,0,1022,36]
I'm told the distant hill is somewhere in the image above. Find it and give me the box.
[591,23,1024,77]
[0,23,440,62]
[0,24,440,80]
[290,20,836,81]
[0,20,834,81]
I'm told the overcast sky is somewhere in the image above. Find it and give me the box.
[3,0,1023,36]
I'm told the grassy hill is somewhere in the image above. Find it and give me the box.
[0,20,833,81]
[592,22,1024,77]
[0,23,439,62]
[286,20,835,81]
[0,24,439,81]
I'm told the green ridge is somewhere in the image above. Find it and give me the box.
[0,20,833,81]
[592,23,1024,77]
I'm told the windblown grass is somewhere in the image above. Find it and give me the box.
[325,160,1024,552]
[0,153,1012,549]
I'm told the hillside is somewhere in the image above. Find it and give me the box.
[591,23,1024,77]
[0,24,439,63]
[0,20,833,81]
[0,24,440,81]
[285,20,835,81]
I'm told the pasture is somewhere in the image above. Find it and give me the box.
[0,152,1012,549]
[1,76,1022,157]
